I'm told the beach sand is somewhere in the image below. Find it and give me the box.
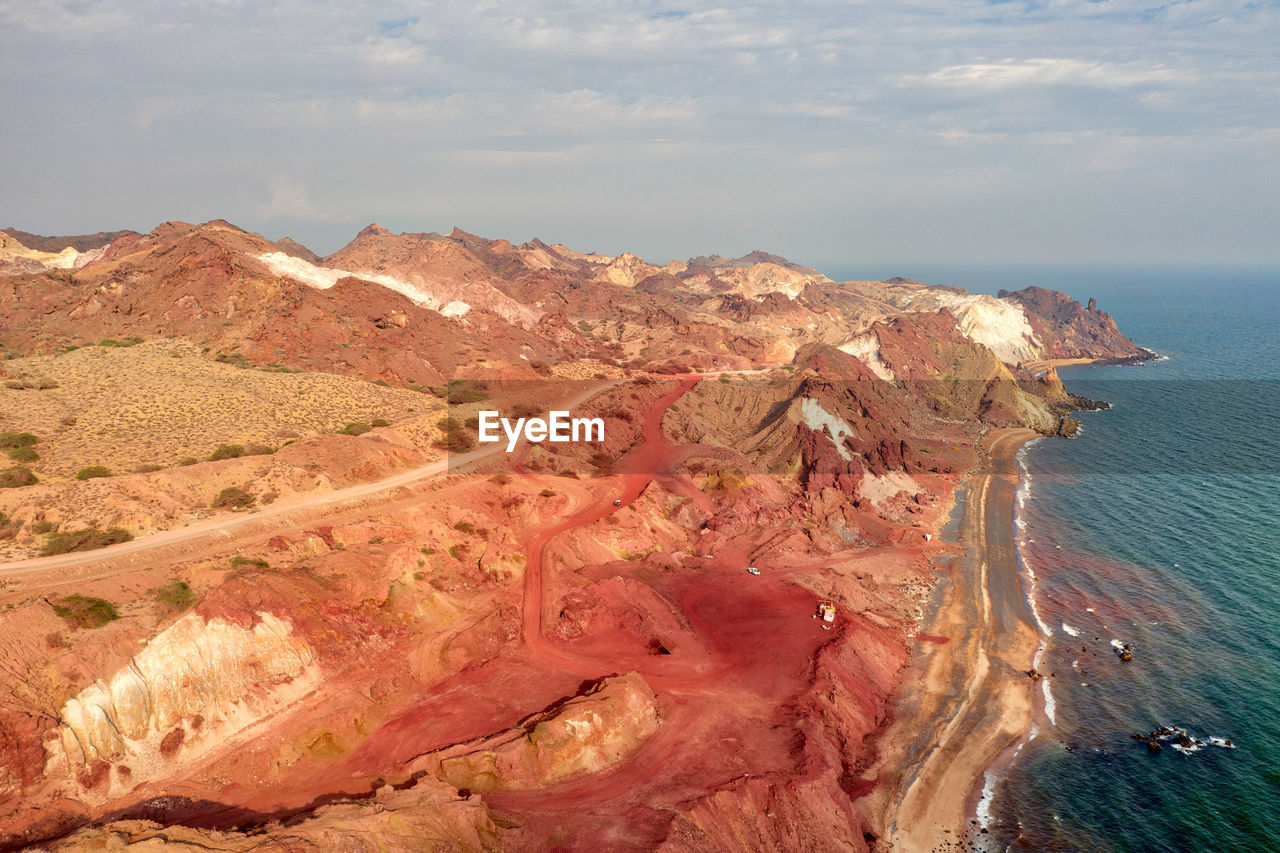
[865,428,1042,851]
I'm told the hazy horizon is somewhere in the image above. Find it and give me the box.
[3,1,1278,269]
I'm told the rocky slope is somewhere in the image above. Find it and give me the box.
[0,218,1148,852]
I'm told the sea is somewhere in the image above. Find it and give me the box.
[859,265,1280,853]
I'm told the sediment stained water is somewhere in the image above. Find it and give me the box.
[970,269,1280,852]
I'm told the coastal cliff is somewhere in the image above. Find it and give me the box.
[0,221,1142,851]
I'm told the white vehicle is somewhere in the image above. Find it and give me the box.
[613,499,622,506]
[747,567,761,575]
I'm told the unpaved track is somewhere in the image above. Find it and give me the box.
[0,380,614,584]
[875,428,1041,851]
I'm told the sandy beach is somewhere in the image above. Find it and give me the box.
[866,427,1043,851]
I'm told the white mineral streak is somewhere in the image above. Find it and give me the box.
[52,611,318,789]
[923,291,1042,364]
[800,397,856,461]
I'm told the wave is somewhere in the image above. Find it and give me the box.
[1014,441,1057,729]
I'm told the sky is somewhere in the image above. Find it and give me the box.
[1,0,1278,272]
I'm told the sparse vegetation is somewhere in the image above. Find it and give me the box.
[151,579,196,613]
[229,555,270,568]
[434,416,475,452]
[40,527,133,556]
[208,444,245,461]
[51,595,119,629]
[7,446,38,462]
[340,422,371,436]
[0,466,38,488]
[214,351,253,368]
[75,465,112,480]
[371,417,390,428]
[30,520,55,534]
[433,379,490,405]
[212,486,255,509]
[0,432,38,449]
[453,521,476,535]
[178,457,199,466]
[244,443,275,456]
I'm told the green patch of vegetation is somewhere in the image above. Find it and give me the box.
[432,379,490,405]
[96,337,142,348]
[0,432,38,449]
[178,457,199,466]
[40,528,133,556]
[374,379,390,387]
[208,444,245,461]
[7,446,37,462]
[51,595,119,629]
[453,520,476,535]
[244,443,275,456]
[214,351,253,368]
[30,520,55,534]
[433,416,475,452]
[341,422,371,436]
[371,417,390,428]
[151,579,196,613]
[212,487,255,509]
[0,467,36,488]
[447,544,465,559]
[75,465,112,480]
[229,555,270,568]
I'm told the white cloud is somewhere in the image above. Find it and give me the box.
[2,0,1278,265]
[255,175,344,222]
[920,58,1184,90]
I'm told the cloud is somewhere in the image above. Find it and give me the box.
[919,58,1184,90]
[255,175,344,222]
[2,0,1278,265]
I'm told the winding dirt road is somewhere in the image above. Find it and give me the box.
[0,380,617,584]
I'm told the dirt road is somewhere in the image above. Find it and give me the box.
[0,380,615,582]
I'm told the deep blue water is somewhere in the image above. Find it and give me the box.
[952,268,1280,852]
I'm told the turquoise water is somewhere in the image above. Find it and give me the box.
[967,270,1280,851]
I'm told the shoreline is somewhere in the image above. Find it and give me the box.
[865,427,1043,851]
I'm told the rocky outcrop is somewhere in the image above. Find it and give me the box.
[998,285,1149,361]
[422,672,662,793]
[47,611,319,796]
[36,776,500,852]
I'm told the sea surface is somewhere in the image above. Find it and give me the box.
[910,266,1280,852]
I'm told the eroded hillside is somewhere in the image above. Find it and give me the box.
[0,221,1148,852]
